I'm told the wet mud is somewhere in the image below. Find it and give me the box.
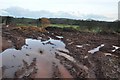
[1,26,120,79]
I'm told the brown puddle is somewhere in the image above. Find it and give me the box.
[0,38,74,78]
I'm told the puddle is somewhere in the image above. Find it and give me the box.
[88,44,104,54]
[76,44,90,48]
[112,45,120,52]
[0,38,73,78]
[56,36,64,39]
[76,45,83,48]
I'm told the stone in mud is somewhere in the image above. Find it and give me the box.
[39,50,44,54]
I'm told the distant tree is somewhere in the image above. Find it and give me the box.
[39,18,50,29]
[5,16,13,25]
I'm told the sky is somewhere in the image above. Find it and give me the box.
[118,1,120,20]
[0,0,119,21]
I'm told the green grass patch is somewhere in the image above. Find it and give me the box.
[50,24,103,33]
[50,24,80,30]
[16,23,119,33]
[16,23,37,27]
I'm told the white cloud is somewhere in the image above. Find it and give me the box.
[0,9,12,16]
[0,0,118,13]
[0,7,111,21]
[0,0,118,21]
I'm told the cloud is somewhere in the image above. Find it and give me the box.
[81,14,109,20]
[0,7,110,21]
[118,1,120,20]
[0,9,11,16]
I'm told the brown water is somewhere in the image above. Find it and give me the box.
[0,38,74,78]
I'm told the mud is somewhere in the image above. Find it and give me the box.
[1,25,120,79]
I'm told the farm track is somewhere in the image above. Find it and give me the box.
[1,25,120,79]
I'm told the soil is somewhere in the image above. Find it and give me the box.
[1,25,120,79]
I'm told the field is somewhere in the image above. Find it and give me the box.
[1,22,120,79]
[0,0,120,79]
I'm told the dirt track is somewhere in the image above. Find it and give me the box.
[1,25,120,79]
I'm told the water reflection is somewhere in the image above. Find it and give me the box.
[56,36,64,39]
[88,44,105,54]
[0,38,73,78]
[112,45,120,52]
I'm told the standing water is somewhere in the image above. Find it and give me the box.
[0,38,74,78]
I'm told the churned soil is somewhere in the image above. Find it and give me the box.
[1,25,120,79]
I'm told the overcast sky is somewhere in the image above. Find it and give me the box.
[0,0,119,21]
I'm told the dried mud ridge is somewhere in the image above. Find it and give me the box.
[1,26,120,79]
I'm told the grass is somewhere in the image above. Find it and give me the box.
[50,24,104,33]
[16,23,37,27]
[50,24,80,30]
[16,23,119,33]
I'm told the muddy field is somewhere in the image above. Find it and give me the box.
[1,25,120,79]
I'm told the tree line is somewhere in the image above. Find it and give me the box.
[0,16,119,32]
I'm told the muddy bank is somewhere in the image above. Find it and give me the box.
[2,26,49,51]
[1,25,120,79]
